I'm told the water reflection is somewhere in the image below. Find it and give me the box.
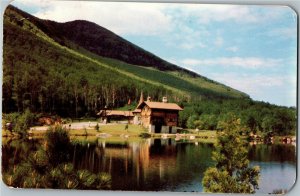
[2,138,296,192]
[71,138,213,191]
[248,143,296,163]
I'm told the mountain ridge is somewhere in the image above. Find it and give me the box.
[7,4,199,76]
[3,5,250,116]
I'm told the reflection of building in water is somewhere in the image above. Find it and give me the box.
[73,138,180,189]
[89,139,152,179]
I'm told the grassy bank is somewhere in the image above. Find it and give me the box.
[2,124,294,145]
[9,124,147,137]
[2,124,217,143]
[70,124,146,136]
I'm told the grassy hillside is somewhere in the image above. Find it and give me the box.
[90,55,247,99]
[3,5,248,117]
[3,12,171,115]
[4,5,247,97]
[5,6,197,74]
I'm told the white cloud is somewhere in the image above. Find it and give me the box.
[267,27,297,39]
[214,73,283,91]
[226,46,239,52]
[178,39,206,50]
[12,1,290,37]
[163,20,208,50]
[170,4,288,24]
[214,36,224,47]
[179,43,195,50]
[13,1,172,35]
[13,0,52,8]
[198,5,257,23]
[181,57,283,69]
[209,73,296,106]
[173,57,296,106]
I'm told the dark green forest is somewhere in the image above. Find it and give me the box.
[2,5,296,135]
[179,100,296,136]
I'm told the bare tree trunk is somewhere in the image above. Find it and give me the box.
[74,88,78,118]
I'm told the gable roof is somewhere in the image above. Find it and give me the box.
[137,101,183,111]
[97,110,134,117]
[133,109,141,113]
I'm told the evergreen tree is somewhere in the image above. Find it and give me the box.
[3,125,111,189]
[202,114,260,193]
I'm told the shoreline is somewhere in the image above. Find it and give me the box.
[2,123,295,145]
[2,129,295,146]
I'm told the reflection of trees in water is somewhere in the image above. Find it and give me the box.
[2,138,38,172]
[2,126,111,189]
[71,138,215,190]
[248,144,296,163]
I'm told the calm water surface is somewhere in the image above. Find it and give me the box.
[2,138,296,193]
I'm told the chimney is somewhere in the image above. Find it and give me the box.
[162,97,167,103]
[147,96,151,102]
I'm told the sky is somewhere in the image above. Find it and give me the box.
[10,0,298,107]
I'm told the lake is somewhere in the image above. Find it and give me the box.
[2,138,296,193]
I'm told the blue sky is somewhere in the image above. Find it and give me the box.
[11,1,297,107]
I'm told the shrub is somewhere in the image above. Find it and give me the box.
[95,123,100,132]
[13,109,36,135]
[139,132,151,138]
[46,125,71,166]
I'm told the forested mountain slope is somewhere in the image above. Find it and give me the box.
[3,5,248,116]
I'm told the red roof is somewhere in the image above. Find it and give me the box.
[137,101,183,111]
[133,109,141,113]
[97,110,134,117]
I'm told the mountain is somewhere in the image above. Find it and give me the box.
[6,5,198,75]
[2,5,249,117]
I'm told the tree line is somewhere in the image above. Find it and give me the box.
[179,99,296,136]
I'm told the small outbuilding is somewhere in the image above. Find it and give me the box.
[132,109,142,125]
[97,110,134,124]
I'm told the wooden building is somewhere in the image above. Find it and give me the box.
[136,97,183,133]
[97,110,134,124]
[132,109,141,125]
